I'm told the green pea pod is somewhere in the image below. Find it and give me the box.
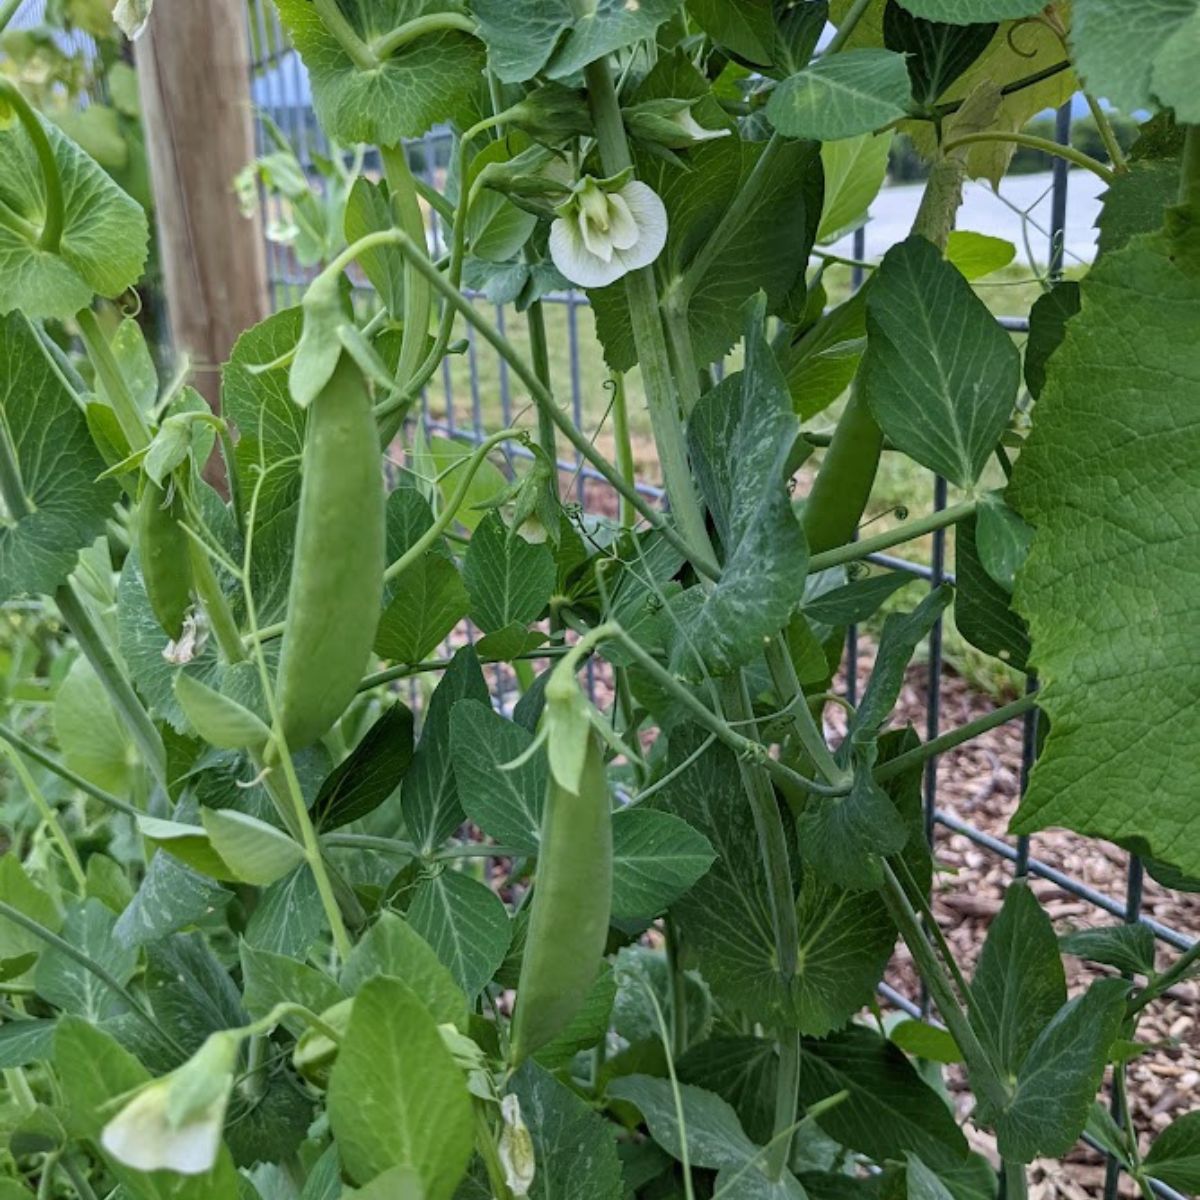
[137,480,192,641]
[276,353,385,750]
[510,729,612,1066]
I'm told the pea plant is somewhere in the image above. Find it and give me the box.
[0,0,1198,1197]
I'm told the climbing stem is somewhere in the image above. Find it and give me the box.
[826,0,874,53]
[1084,93,1127,171]
[76,307,151,450]
[808,500,977,574]
[526,300,559,497]
[0,79,63,252]
[941,132,1116,184]
[371,11,476,58]
[610,373,636,528]
[766,1031,801,1179]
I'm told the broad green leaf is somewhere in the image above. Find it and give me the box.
[993,978,1129,1162]
[799,1025,971,1173]
[975,492,1032,592]
[1059,924,1157,976]
[465,135,538,263]
[54,1017,240,1198]
[274,0,485,144]
[954,515,1029,671]
[244,865,324,959]
[686,0,778,66]
[678,1037,778,1146]
[766,49,911,142]
[409,436,507,534]
[376,552,470,663]
[1097,158,1182,259]
[862,235,1020,487]
[200,809,305,887]
[54,657,137,795]
[1145,1111,1200,1192]
[510,1060,624,1200]
[450,699,545,852]
[463,511,555,634]
[1008,231,1200,874]
[906,1155,957,1200]
[407,869,511,1001]
[340,911,467,1029]
[889,1020,963,1064]
[607,1075,759,1170]
[345,176,406,316]
[611,945,714,1049]
[803,569,914,627]
[817,131,893,242]
[0,112,148,318]
[35,900,136,1023]
[883,4,997,107]
[945,230,1015,280]
[672,302,807,680]
[0,1019,57,1067]
[0,314,118,600]
[1070,0,1200,121]
[472,0,683,84]
[327,976,473,1196]
[897,0,1044,22]
[782,287,868,418]
[311,702,415,831]
[113,851,230,948]
[969,881,1065,1078]
[351,1167,427,1200]
[136,815,234,882]
[239,943,345,1031]
[1024,282,1080,400]
[401,646,490,852]
[144,931,247,1053]
[534,961,616,1069]
[174,672,271,751]
[611,807,715,919]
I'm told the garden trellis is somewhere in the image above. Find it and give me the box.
[242,8,1196,1198]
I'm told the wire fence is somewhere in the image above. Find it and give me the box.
[2,1,1192,1194]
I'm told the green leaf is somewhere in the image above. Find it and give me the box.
[34,900,136,1022]
[534,961,617,1069]
[1008,231,1200,875]
[766,49,911,142]
[311,702,415,831]
[135,815,234,882]
[1145,1111,1200,1192]
[677,1036,778,1146]
[345,177,406,316]
[1023,281,1079,400]
[509,1060,624,1200]
[1097,158,1182,259]
[906,1155,957,1200]
[239,942,345,1031]
[672,301,807,680]
[274,0,485,144]
[145,931,247,1053]
[472,0,684,84]
[174,671,271,751]
[327,976,473,1196]
[376,552,471,663]
[244,866,324,959]
[975,491,1032,592]
[954,515,1029,671]
[0,856,61,966]
[817,132,893,242]
[1070,0,1200,121]
[945,230,1015,281]
[450,699,545,853]
[407,870,512,1001]
[798,1025,971,1173]
[969,881,1065,1079]
[889,1020,964,1064]
[883,4,997,107]
[782,287,868,419]
[862,235,1020,487]
[803,569,914,627]
[0,1019,57,1068]
[401,646,490,852]
[896,0,1044,23]
[611,807,715,919]
[686,0,778,66]
[0,112,148,319]
[1059,924,1157,976]
[410,436,507,534]
[993,978,1129,1162]
[114,851,230,948]
[0,314,119,600]
[200,809,305,887]
[340,911,468,1029]
[54,657,137,795]
[463,512,555,634]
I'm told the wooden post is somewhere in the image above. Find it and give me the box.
[136,0,269,417]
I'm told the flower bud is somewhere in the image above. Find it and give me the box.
[498,1094,536,1198]
[623,99,731,149]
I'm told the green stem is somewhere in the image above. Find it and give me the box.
[55,583,168,791]
[807,500,977,574]
[766,1031,801,1179]
[0,0,24,33]
[527,300,559,498]
[0,196,41,242]
[941,132,1116,184]
[801,386,884,555]
[76,307,151,451]
[879,862,1009,1112]
[473,1102,515,1200]
[665,915,689,1059]
[763,638,849,788]
[359,643,571,691]
[610,374,636,529]
[189,545,245,664]
[1129,937,1200,1016]
[1,745,86,890]
[933,60,1070,117]
[60,1157,100,1200]
[811,247,876,272]
[875,693,1037,784]
[0,900,184,1054]
[312,0,377,70]
[1003,1162,1028,1200]
[371,11,476,58]
[826,0,874,54]
[1084,93,1127,171]
[0,79,64,252]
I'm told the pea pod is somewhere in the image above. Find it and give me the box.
[136,480,192,640]
[510,728,612,1065]
[276,353,384,750]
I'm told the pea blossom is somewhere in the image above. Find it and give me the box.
[549,174,668,288]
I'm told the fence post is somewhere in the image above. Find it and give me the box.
[135,0,268,429]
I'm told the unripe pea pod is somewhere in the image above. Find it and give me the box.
[136,479,192,641]
[275,353,385,750]
[510,727,612,1066]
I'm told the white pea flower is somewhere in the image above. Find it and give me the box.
[101,1031,239,1175]
[112,0,154,39]
[549,174,668,288]
[498,1093,536,1198]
